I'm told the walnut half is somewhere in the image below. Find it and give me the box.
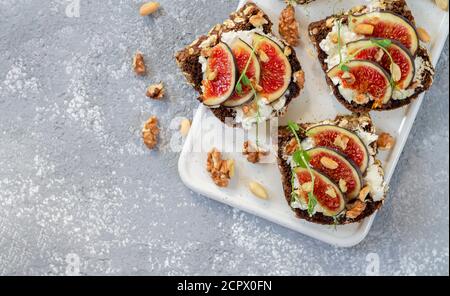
[142,116,159,149]
[377,132,395,150]
[146,83,165,100]
[243,141,269,164]
[279,4,300,47]
[346,200,367,219]
[133,52,147,76]
[206,148,235,187]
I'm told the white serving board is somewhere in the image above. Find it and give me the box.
[178,0,449,247]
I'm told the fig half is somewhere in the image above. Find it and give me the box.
[253,33,292,103]
[307,125,370,173]
[328,60,393,106]
[349,11,419,55]
[223,39,261,107]
[201,42,237,106]
[307,147,363,200]
[294,167,346,217]
[347,38,415,89]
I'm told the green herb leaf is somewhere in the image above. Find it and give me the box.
[371,38,392,49]
[235,83,243,95]
[293,150,311,169]
[287,120,300,132]
[340,64,350,72]
[389,78,396,89]
[307,192,318,217]
[241,74,251,86]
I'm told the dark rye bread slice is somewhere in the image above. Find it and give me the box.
[277,114,384,225]
[175,2,304,125]
[308,0,435,112]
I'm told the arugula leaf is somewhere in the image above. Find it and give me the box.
[340,64,350,72]
[293,150,311,169]
[307,192,318,217]
[371,38,392,49]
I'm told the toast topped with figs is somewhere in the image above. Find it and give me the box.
[278,113,387,225]
[176,2,305,129]
[308,0,435,112]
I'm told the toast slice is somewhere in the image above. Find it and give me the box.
[308,0,435,112]
[277,114,386,225]
[175,2,304,127]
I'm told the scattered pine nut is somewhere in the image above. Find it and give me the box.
[435,0,449,11]
[140,2,160,16]
[249,181,269,200]
[417,27,431,43]
[180,118,191,137]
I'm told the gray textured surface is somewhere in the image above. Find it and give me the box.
[0,0,448,276]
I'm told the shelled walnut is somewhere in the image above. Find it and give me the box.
[279,4,300,46]
[243,141,269,164]
[133,52,147,76]
[146,83,165,99]
[142,116,159,149]
[206,148,235,187]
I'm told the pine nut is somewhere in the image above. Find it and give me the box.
[140,2,160,16]
[249,181,269,199]
[180,119,191,137]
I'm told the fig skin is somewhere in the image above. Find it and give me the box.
[294,167,346,217]
[327,60,394,105]
[202,42,238,106]
[223,39,261,108]
[348,11,419,56]
[307,124,371,174]
[347,38,416,90]
[307,147,363,200]
[253,33,292,103]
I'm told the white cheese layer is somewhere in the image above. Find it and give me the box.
[319,22,363,70]
[321,22,432,103]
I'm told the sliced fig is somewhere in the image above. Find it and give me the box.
[307,125,370,173]
[307,147,362,200]
[349,12,419,55]
[328,60,393,105]
[294,167,345,217]
[347,38,415,89]
[201,42,237,106]
[253,33,292,103]
[223,39,261,107]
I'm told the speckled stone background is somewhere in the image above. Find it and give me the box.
[0,0,448,276]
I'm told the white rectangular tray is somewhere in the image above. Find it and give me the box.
[178,0,449,247]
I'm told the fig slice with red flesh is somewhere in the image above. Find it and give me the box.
[253,33,292,103]
[347,38,415,89]
[223,39,261,107]
[294,167,345,217]
[328,60,393,106]
[201,42,237,106]
[349,12,419,55]
[307,147,363,200]
[307,125,370,173]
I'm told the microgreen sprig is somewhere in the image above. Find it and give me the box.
[287,120,317,217]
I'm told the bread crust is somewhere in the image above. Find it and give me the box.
[277,114,384,225]
[175,2,303,125]
[308,0,435,112]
